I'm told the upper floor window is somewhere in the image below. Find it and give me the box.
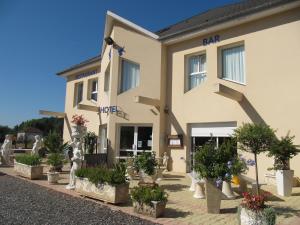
[222,45,245,84]
[90,79,98,102]
[104,66,110,92]
[74,82,83,106]
[188,54,206,90]
[120,59,140,93]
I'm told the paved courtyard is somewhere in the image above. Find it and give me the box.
[1,165,300,225]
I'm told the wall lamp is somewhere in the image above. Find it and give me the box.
[105,36,125,56]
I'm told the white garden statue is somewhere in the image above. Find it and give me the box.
[0,135,13,165]
[162,152,169,171]
[31,135,43,155]
[66,137,83,190]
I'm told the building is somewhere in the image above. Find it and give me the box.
[57,0,300,183]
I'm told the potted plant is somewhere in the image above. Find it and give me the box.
[133,152,158,185]
[46,153,65,184]
[71,114,88,137]
[234,123,276,194]
[75,163,129,204]
[194,140,235,214]
[238,192,276,225]
[131,185,168,218]
[267,133,300,196]
[14,154,43,179]
[43,131,67,171]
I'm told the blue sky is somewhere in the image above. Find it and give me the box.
[0,0,239,128]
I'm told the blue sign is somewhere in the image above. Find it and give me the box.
[203,35,220,46]
[76,70,98,79]
[99,106,118,113]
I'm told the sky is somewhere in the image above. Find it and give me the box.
[0,0,239,128]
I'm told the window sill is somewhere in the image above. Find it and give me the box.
[221,78,246,86]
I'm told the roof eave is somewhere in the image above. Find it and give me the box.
[159,0,300,45]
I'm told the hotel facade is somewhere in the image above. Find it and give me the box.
[57,0,300,183]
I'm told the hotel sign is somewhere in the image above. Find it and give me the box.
[76,70,98,79]
[203,35,220,46]
[99,105,119,113]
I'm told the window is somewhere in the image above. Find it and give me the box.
[99,125,107,154]
[90,80,98,102]
[222,45,245,84]
[120,59,140,93]
[104,68,110,92]
[188,54,206,90]
[74,82,83,106]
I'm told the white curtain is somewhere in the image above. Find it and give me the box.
[121,60,140,92]
[189,55,206,90]
[222,45,245,83]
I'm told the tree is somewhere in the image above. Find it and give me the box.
[234,123,276,194]
[0,125,14,143]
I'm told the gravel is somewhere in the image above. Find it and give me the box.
[0,172,158,225]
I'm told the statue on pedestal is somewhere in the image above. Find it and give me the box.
[66,137,83,190]
[0,135,13,165]
[31,135,43,155]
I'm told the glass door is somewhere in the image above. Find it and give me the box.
[119,125,152,157]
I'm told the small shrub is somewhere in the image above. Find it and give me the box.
[130,186,168,206]
[241,192,269,211]
[47,153,64,167]
[75,163,127,186]
[263,207,276,225]
[15,154,41,166]
[133,152,158,176]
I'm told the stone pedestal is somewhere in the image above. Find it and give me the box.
[193,181,205,199]
[222,181,236,199]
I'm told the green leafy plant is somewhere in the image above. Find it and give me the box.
[83,132,97,154]
[267,133,300,170]
[47,153,65,171]
[263,207,276,225]
[133,152,158,176]
[43,131,67,154]
[15,154,41,166]
[75,163,127,186]
[234,123,276,194]
[194,139,245,186]
[130,186,168,205]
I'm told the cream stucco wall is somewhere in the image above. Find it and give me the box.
[166,7,300,182]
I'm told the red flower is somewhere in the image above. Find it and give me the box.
[71,114,89,126]
[241,192,267,211]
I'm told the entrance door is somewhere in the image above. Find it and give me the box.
[119,125,152,157]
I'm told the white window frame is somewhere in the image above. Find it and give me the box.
[90,79,98,102]
[187,54,206,91]
[117,124,153,159]
[74,82,83,107]
[119,59,140,94]
[221,44,246,85]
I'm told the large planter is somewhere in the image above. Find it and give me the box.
[14,162,43,180]
[205,179,222,214]
[276,170,294,196]
[47,172,59,184]
[239,207,275,225]
[75,177,129,204]
[71,125,87,138]
[222,181,236,199]
[133,201,166,218]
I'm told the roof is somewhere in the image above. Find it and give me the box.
[156,0,298,40]
[56,55,101,76]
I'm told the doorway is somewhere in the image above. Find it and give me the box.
[119,125,153,157]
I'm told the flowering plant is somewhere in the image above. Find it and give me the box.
[71,114,89,126]
[241,192,269,211]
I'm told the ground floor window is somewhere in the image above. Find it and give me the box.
[119,125,152,157]
[98,125,107,154]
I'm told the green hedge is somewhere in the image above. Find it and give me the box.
[130,186,168,205]
[15,154,41,166]
[75,163,127,186]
